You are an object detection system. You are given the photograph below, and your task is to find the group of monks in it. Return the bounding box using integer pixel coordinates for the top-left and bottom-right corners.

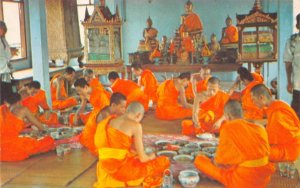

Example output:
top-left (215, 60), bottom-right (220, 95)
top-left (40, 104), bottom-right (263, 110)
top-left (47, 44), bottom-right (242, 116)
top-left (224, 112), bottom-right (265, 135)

top-left (1, 63), bottom-right (300, 187)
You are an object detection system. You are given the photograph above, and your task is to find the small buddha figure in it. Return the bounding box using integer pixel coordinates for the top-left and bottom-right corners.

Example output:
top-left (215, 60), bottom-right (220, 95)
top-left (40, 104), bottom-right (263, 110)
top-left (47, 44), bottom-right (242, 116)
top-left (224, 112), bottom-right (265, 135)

top-left (143, 17), bottom-right (159, 51)
top-left (179, 0), bottom-right (203, 37)
top-left (159, 36), bottom-right (170, 62)
top-left (181, 32), bottom-right (195, 63)
top-left (208, 33), bottom-right (221, 55)
top-left (220, 16), bottom-right (239, 44)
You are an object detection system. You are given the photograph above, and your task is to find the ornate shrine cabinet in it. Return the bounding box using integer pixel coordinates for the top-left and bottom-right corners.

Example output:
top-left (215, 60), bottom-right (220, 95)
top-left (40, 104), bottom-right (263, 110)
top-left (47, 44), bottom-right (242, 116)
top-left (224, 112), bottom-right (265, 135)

top-left (236, 0), bottom-right (277, 72)
top-left (82, 2), bottom-right (124, 76)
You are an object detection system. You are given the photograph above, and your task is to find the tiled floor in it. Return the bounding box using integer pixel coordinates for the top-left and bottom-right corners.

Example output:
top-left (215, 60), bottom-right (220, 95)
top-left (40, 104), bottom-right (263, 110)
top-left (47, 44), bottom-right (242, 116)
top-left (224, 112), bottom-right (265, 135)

top-left (1, 111), bottom-right (299, 188)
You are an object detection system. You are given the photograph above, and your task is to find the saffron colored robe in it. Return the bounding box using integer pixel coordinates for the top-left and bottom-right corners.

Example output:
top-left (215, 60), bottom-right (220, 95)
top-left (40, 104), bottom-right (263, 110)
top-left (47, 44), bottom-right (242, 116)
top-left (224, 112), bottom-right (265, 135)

top-left (140, 69), bottom-right (159, 103)
top-left (89, 78), bottom-right (111, 99)
top-left (69, 86), bottom-right (110, 126)
top-left (251, 72), bottom-right (264, 83)
top-left (182, 91), bottom-right (229, 135)
top-left (194, 119), bottom-right (275, 188)
top-left (156, 79), bottom-right (192, 120)
top-left (266, 100), bottom-right (300, 162)
top-left (111, 79), bottom-right (149, 111)
top-left (50, 74), bottom-right (77, 110)
top-left (22, 90), bottom-right (59, 126)
top-left (221, 25), bottom-right (239, 44)
top-left (179, 13), bottom-right (203, 36)
top-left (0, 105), bottom-right (55, 162)
top-left (94, 116), bottom-right (170, 187)
top-left (242, 81), bottom-right (265, 119)
top-left (185, 77), bottom-right (210, 101)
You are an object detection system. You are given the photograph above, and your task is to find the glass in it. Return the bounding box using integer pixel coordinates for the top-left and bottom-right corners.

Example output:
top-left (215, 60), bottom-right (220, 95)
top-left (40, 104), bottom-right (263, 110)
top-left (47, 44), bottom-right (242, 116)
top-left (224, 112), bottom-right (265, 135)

top-left (2, 1), bottom-right (27, 60)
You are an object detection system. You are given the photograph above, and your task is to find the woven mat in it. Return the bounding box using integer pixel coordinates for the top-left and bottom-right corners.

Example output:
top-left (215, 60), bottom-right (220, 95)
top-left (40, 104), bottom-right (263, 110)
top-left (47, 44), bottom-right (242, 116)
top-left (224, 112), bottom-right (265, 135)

top-left (143, 133), bottom-right (300, 188)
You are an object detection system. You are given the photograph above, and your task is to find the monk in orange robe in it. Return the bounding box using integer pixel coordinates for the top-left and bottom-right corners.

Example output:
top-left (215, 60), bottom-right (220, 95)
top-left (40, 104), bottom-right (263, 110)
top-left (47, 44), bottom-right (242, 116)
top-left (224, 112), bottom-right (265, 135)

top-left (50, 66), bottom-right (78, 110)
top-left (0, 93), bottom-right (55, 162)
top-left (179, 0), bottom-right (203, 36)
top-left (229, 67), bottom-right (265, 119)
top-left (182, 77), bottom-right (229, 135)
top-left (156, 72), bottom-right (193, 120)
top-left (252, 72), bottom-right (264, 83)
top-left (130, 62), bottom-right (159, 103)
top-left (71, 78), bottom-right (110, 126)
top-left (251, 84), bottom-right (300, 162)
top-left (22, 81), bottom-right (59, 126)
top-left (94, 102), bottom-right (170, 187)
top-left (194, 100), bottom-right (275, 188)
top-left (221, 16), bottom-right (238, 44)
top-left (185, 66), bottom-right (211, 101)
top-left (108, 71), bottom-right (149, 111)
top-left (79, 92), bottom-right (127, 156)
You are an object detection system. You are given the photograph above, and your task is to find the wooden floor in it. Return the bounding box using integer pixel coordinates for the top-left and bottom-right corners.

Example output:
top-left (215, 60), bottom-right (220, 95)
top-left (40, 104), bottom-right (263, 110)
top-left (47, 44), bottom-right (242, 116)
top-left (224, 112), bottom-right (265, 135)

top-left (1, 111), bottom-right (299, 188)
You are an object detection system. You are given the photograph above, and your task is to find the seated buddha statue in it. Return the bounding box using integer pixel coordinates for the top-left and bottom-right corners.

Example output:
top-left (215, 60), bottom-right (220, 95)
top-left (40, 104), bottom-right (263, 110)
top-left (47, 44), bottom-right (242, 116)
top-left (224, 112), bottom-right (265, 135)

top-left (143, 17), bottom-right (159, 51)
top-left (220, 16), bottom-right (239, 44)
top-left (179, 0), bottom-right (203, 37)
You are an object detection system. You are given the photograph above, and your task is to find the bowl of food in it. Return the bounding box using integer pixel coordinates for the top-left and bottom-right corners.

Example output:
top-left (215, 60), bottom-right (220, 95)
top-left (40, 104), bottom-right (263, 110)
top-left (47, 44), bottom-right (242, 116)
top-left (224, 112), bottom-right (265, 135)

top-left (196, 133), bottom-right (214, 140)
top-left (178, 170), bottom-right (200, 188)
top-left (156, 150), bottom-right (177, 159)
top-left (155, 140), bottom-right (174, 147)
top-left (173, 154), bottom-right (194, 162)
top-left (197, 141), bottom-right (217, 148)
top-left (191, 151), bottom-right (213, 158)
top-left (184, 143), bottom-right (200, 150)
top-left (202, 146), bottom-right (217, 154)
top-left (176, 140), bottom-right (189, 146)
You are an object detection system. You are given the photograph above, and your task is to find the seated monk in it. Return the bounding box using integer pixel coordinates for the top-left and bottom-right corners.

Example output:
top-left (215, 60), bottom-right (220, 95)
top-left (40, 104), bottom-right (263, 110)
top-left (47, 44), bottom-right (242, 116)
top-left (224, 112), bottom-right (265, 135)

top-left (22, 81), bottom-right (59, 126)
top-left (179, 0), bottom-right (203, 36)
top-left (208, 33), bottom-right (221, 56)
top-left (50, 66), bottom-right (78, 110)
top-left (251, 84), bottom-right (300, 162)
top-left (79, 92), bottom-right (127, 156)
top-left (0, 93), bottom-right (55, 162)
top-left (156, 72), bottom-right (193, 120)
top-left (228, 67), bottom-right (265, 119)
top-left (220, 16), bottom-right (239, 44)
top-left (83, 69), bottom-right (111, 99)
top-left (72, 78), bottom-right (110, 126)
top-left (130, 62), bottom-right (159, 103)
top-left (182, 77), bottom-right (229, 135)
top-left (108, 71), bottom-right (149, 111)
top-left (94, 102), bottom-right (170, 187)
top-left (194, 100), bottom-right (275, 187)
top-left (185, 66), bottom-right (212, 101)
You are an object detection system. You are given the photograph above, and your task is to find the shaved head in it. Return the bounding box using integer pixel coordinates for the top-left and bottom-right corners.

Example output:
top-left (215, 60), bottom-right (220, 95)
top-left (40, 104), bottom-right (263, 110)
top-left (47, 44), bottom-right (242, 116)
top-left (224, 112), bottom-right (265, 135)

top-left (126, 102), bottom-right (144, 115)
top-left (251, 84), bottom-right (272, 100)
top-left (224, 100), bottom-right (243, 119)
top-left (208, 77), bottom-right (220, 85)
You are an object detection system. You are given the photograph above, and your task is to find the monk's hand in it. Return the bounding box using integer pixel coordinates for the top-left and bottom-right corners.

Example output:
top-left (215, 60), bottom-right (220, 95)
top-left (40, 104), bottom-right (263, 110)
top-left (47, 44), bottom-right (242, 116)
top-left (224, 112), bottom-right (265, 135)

top-left (148, 153), bottom-right (156, 160)
top-left (287, 83), bottom-right (293, 94)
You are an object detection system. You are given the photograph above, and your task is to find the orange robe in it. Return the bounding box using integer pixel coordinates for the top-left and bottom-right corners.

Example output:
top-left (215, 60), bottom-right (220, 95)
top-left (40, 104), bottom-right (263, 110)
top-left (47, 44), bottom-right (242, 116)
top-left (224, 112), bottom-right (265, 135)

top-left (22, 90), bottom-right (59, 125)
top-left (181, 91), bottom-right (229, 135)
top-left (140, 69), bottom-right (159, 103)
top-left (94, 116), bottom-right (170, 187)
top-left (70, 86), bottom-right (110, 126)
top-left (156, 79), bottom-right (192, 120)
top-left (111, 78), bottom-right (149, 111)
top-left (0, 105), bottom-right (55, 162)
top-left (194, 119), bottom-right (275, 188)
top-left (252, 72), bottom-right (264, 83)
top-left (221, 25), bottom-right (239, 44)
top-left (182, 37), bottom-right (195, 52)
top-left (242, 81), bottom-right (265, 119)
top-left (179, 13), bottom-right (203, 36)
top-left (185, 82), bottom-right (194, 102)
top-left (266, 100), bottom-right (300, 162)
top-left (89, 78), bottom-right (111, 99)
top-left (50, 74), bottom-right (77, 110)
top-left (185, 77), bottom-right (210, 101)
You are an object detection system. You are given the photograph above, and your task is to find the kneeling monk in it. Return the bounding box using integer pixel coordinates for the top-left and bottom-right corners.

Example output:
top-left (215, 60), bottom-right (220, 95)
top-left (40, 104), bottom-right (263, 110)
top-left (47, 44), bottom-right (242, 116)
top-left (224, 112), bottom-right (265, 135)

top-left (94, 102), bottom-right (170, 187)
top-left (156, 72), bottom-right (193, 120)
top-left (182, 77), bottom-right (229, 135)
top-left (194, 100), bottom-right (275, 188)
top-left (251, 84), bottom-right (300, 162)
top-left (0, 93), bottom-right (55, 162)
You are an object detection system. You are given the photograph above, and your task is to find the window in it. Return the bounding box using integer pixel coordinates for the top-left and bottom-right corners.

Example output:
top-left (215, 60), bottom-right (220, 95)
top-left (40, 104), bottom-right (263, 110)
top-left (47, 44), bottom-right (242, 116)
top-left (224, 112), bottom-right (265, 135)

top-left (77, 0), bottom-right (95, 46)
top-left (0, 0), bottom-right (27, 60)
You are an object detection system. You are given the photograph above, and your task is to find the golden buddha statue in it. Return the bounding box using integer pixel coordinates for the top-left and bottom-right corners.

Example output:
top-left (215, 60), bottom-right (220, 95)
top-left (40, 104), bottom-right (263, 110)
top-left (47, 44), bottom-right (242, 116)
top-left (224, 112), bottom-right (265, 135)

top-left (220, 16), bottom-right (239, 44)
top-left (179, 0), bottom-right (203, 37)
top-left (143, 17), bottom-right (159, 51)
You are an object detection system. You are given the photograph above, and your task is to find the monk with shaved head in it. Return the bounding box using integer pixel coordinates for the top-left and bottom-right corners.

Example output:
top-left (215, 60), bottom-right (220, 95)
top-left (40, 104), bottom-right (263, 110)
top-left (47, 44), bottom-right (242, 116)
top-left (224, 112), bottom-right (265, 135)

top-left (94, 102), bottom-right (170, 187)
top-left (251, 84), bottom-right (300, 162)
top-left (194, 99), bottom-right (275, 188)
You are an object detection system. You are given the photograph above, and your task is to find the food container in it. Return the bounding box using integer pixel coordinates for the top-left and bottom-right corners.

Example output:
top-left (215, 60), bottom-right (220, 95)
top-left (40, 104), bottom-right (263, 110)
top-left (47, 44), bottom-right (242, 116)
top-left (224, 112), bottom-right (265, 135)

top-left (173, 154), bottom-right (194, 162)
top-left (157, 150), bottom-right (177, 159)
top-left (178, 170), bottom-right (200, 188)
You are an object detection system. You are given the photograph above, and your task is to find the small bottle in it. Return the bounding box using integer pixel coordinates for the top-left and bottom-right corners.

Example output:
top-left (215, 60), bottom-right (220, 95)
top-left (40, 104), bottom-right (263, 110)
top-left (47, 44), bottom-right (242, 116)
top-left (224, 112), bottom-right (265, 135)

top-left (162, 169), bottom-right (173, 188)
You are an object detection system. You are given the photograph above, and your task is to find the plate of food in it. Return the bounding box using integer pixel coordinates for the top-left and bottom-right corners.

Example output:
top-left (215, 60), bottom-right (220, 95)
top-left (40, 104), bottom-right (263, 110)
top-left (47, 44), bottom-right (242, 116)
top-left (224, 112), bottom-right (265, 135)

top-left (157, 150), bottom-right (177, 159)
top-left (154, 140), bottom-right (174, 147)
top-left (196, 133), bottom-right (215, 140)
top-left (173, 154), bottom-right (194, 162)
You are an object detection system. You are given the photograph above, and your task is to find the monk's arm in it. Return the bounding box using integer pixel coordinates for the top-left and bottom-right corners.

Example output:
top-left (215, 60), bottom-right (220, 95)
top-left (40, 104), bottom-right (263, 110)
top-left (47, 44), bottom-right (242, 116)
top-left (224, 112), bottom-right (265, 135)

top-left (133, 123), bottom-right (155, 162)
top-left (179, 86), bottom-right (193, 108)
top-left (285, 61), bottom-right (293, 93)
top-left (23, 108), bottom-right (46, 131)
top-left (54, 79), bottom-right (63, 100)
top-left (227, 76), bottom-right (240, 96)
top-left (191, 73), bottom-right (201, 96)
top-left (192, 94), bottom-right (200, 127)
top-left (74, 96), bottom-right (87, 125)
